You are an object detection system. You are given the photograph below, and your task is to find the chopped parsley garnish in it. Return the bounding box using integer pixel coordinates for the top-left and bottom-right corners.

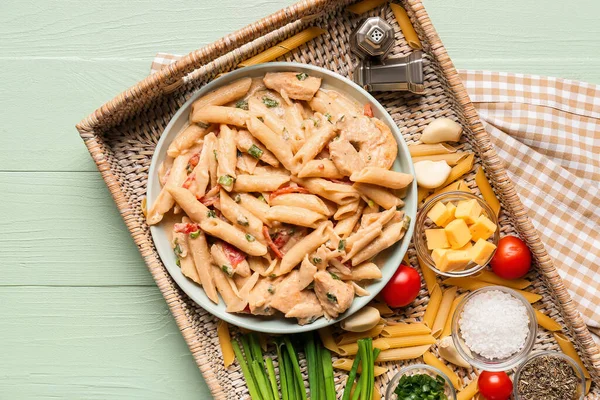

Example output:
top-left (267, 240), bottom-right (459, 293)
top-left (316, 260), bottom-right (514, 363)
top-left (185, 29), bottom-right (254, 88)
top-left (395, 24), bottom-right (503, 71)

top-left (175, 257), bottom-right (181, 267)
top-left (221, 265), bottom-right (234, 277)
top-left (235, 99), bottom-right (249, 110)
top-left (267, 285), bottom-right (275, 294)
top-left (248, 144), bottom-right (263, 160)
top-left (234, 194), bottom-right (241, 203)
top-left (394, 373), bottom-right (448, 400)
top-left (245, 234), bottom-right (255, 242)
top-left (269, 273), bottom-right (276, 278)
top-left (237, 216), bottom-right (249, 227)
top-left (257, 195), bottom-right (267, 203)
top-left (367, 155), bottom-right (372, 161)
top-left (262, 96), bottom-right (279, 108)
top-left (218, 175), bottom-right (234, 186)
top-left (312, 257), bottom-right (322, 265)
top-left (324, 112), bottom-right (333, 123)
top-left (189, 230), bottom-right (200, 239)
top-left (197, 121), bottom-right (210, 129)
top-left (282, 128), bottom-right (290, 140)
top-left (173, 243), bottom-right (183, 256)
top-left (329, 272), bottom-right (340, 280)
top-left (312, 118), bottom-right (319, 127)
top-left (326, 292), bottom-right (338, 303)
top-left (296, 72), bottom-right (309, 81)
top-left (213, 149), bottom-right (218, 160)
top-left (338, 239), bottom-right (346, 251)
top-left (207, 209), bottom-right (217, 218)
top-left (367, 199), bottom-right (375, 208)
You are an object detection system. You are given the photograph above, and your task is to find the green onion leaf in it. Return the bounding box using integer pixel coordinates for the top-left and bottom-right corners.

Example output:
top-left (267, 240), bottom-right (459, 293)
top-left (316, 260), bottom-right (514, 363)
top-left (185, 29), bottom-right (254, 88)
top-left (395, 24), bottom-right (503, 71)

top-left (296, 72), bottom-right (309, 81)
top-left (245, 234), bottom-right (256, 242)
top-left (197, 121), bottom-right (210, 129)
top-left (312, 257), bottom-right (322, 265)
top-left (258, 195), bottom-right (267, 203)
top-left (338, 239), bottom-right (346, 251)
top-left (234, 194), bottom-right (241, 203)
top-left (248, 144), bottom-right (264, 160)
top-left (326, 292), bottom-right (337, 303)
top-left (189, 230), bottom-right (200, 239)
top-left (235, 99), bottom-right (249, 110)
top-left (262, 96), bottom-right (279, 108)
top-left (329, 272), bottom-right (340, 280)
top-left (218, 175), bottom-right (234, 186)
top-left (207, 209), bottom-right (216, 218)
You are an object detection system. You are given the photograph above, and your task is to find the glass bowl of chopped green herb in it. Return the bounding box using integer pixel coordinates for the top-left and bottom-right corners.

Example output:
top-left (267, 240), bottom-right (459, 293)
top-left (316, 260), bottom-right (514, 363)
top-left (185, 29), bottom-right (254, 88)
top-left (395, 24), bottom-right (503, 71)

top-left (385, 364), bottom-right (457, 400)
top-left (513, 351), bottom-right (586, 400)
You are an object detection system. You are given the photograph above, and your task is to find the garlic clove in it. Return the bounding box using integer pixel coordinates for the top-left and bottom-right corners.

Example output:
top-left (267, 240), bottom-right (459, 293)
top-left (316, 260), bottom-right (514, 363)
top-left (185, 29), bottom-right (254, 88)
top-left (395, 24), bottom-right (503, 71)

top-left (421, 118), bottom-right (463, 144)
top-left (413, 160), bottom-right (452, 189)
top-left (340, 306), bottom-right (381, 332)
top-left (437, 336), bottom-right (471, 368)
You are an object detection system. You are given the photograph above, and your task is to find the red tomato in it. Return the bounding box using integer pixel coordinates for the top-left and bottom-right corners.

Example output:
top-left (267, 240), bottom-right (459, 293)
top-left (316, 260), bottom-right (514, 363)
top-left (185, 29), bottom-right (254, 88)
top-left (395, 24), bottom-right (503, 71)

top-left (478, 371), bottom-right (513, 400)
top-left (490, 236), bottom-right (532, 279)
top-left (221, 242), bottom-right (246, 266)
top-left (381, 264), bottom-right (421, 307)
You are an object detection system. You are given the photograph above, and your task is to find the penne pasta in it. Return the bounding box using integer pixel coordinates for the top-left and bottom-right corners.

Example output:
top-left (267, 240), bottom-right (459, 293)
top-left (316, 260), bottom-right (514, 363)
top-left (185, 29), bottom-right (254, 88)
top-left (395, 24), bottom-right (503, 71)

top-left (424, 179), bottom-right (472, 204)
top-left (534, 309), bottom-right (562, 331)
top-left (237, 27), bottom-right (326, 67)
top-left (236, 152), bottom-right (259, 174)
top-left (553, 332), bottom-right (591, 379)
top-left (292, 176), bottom-right (361, 205)
top-left (201, 218), bottom-right (267, 256)
top-left (441, 292), bottom-right (468, 339)
top-left (339, 340), bottom-right (390, 356)
top-left (347, 0), bottom-right (386, 14)
top-left (350, 167), bottom-right (414, 189)
top-left (167, 124), bottom-right (209, 158)
top-left (373, 334), bottom-right (436, 349)
top-left (236, 129), bottom-right (280, 167)
top-left (233, 174), bottom-right (290, 192)
top-left (375, 345), bottom-right (432, 362)
top-left (423, 284), bottom-right (443, 328)
top-left (380, 323), bottom-right (431, 338)
top-left (417, 186), bottom-right (431, 204)
top-left (220, 190), bottom-right (264, 241)
top-left (370, 302), bottom-right (394, 317)
top-left (423, 351), bottom-right (462, 390)
top-left (353, 182), bottom-right (403, 210)
top-left (457, 377), bottom-right (479, 400)
top-left (441, 153), bottom-right (475, 187)
top-left (337, 324), bottom-right (385, 345)
top-left (475, 167), bottom-right (501, 217)
top-left (279, 221), bottom-right (333, 274)
top-left (189, 77), bottom-right (252, 124)
top-left (179, 239), bottom-right (201, 284)
top-left (237, 193), bottom-right (271, 225)
top-left (216, 125), bottom-right (238, 191)
top-left (352, 217), bottom-right (410, 265)
top-left (417, 255), bottom-right (438, 295)
top-left (212, 265), bottom-right (241, 307)
top-left (248, 96), bottom-right (286, 134)
top-left (344, 208), bottom-right (396, 261)
top-left (205, 133), bottom-right (219, 188)
top-left (409, 143), bottom-right (457, 157)
top-left (318, 326), bottom-right (339, 354)
top-left (292, 113), bottom-right (336, 167)
top-left (192, 105), bottom-right (250, 127)
top-left (270, 193), bottom-right (333, 216)
top-left (167, 186), bottom-right (210, 223)
top-left (185, 141), bottom-right (211, 199)
top-left (217, 320), bottom-right (235, 369)
top-left (343, 262), bottom-right (382, 281)
top-left (332, 358), bottom-right (388, 377)
top-left (432, 286), bottom-right (458, 338)
top-left (474, 270), bottom-right (531, 290)
top-left (334, 200), bottom-right (360, 221)
top-left (412, 152), bottom-right (470, 166)
top-left (441, 277), bottom-right (542, 303)
top-left (266, 205), bottom-right (328, 228)
top-left (390, 3), bottom-right (422, 49)
top-left (247, 116), bottom-right (295, 171)
top-left (333, 203), bottom-right (365, 238)
top-left (188, 230), bottom-right (219, 304)
top-left (298, 158), bottom-right (344, 179)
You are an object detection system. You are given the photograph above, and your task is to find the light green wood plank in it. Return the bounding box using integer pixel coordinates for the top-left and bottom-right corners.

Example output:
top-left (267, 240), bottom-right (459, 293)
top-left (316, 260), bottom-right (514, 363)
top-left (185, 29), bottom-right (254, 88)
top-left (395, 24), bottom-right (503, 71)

top-left (0, 286), bottom-right (210, 399)
top-left (0, 171), bottom-right (154, 286)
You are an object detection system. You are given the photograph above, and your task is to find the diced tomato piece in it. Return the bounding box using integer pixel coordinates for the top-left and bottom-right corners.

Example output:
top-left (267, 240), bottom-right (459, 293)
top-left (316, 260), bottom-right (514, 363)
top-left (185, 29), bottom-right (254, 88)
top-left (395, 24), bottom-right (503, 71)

top-left (272, 229), bottom-right (293, 248)
top-left (173, 222), bottom-right (201, 234)
top-left (222, 242), bottom-right (246, 266)
top-left (182, 174), bottom-right (195, 189)
top-left (199, 196), bottom-right (219, 206)
top-left (363, 103), bottom-right (374, 117)
top-left (263, 226), bottom-right (284, 259)
top-left (188, 153), bottom-right (200, 168)
top-left (242, 305), bottom-right (251, 313)
top-left (269, 185), bottom-right (311, 201)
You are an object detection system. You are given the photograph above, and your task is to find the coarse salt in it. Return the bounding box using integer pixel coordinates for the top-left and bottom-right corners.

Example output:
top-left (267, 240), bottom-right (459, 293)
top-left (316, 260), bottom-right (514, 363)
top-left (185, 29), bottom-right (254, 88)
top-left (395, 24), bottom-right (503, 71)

top-left (459, 290), bottom-right (530, 359)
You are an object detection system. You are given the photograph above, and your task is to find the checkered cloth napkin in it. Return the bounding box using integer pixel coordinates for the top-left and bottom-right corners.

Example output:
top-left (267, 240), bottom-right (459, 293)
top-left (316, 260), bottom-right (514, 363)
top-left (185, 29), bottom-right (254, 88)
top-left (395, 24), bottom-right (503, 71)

top-left (151, 54), bottom-right (600, 338)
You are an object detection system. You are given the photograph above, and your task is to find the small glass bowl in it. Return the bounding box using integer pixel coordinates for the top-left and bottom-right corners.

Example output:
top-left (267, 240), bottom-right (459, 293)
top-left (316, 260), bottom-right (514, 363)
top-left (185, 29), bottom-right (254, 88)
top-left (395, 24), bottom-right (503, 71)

top-left (385, 364), bottom-right (457, 400)
top-left (451, 286), bottom-right (537, 371)
top-left (413, 191), bottom-right (499, 278)
top-left (513, 351), bottom-right (586, 400)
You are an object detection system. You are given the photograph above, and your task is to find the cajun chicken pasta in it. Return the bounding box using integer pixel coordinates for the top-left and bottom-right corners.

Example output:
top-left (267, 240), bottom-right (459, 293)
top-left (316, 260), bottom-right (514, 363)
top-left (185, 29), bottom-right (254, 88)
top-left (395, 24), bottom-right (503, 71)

top-left (147, 72), bottom-right (413, 325)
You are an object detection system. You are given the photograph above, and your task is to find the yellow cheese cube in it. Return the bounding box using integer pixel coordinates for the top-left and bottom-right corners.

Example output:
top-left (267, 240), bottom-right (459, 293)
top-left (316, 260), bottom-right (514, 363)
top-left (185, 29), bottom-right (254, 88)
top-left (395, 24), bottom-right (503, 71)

top-left (457, 241), bottom-right (473, 251)
top-left (425, 229), bottom-right (450, 250)
top-left (436, 250), bottom-right (472, 272)
top-left (469, 239), bottom-right (497, 265)
top-left (427, 202), bottom-right (452, 227)
top-left (455, 199), bottom-right (483, 224)
top-left (469, 215), bottom-right (497, 241)
top-left (431, 248), bottom-right (449, 264)
top-left (444, 219), bottom-right (472, 249)
top-left (446, 202), bottom-right (457, 220)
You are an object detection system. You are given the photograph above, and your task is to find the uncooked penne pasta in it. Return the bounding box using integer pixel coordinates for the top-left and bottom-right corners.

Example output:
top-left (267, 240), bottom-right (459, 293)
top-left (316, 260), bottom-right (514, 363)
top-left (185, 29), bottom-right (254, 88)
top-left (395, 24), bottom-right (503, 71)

top-left (347, 0), bottom-right (386, 14)
top-left (442, 153), bottom-right (475, 187)
top-left (408, 143), bottom-right (457, 157)
top-left (475, 167), bottom-right (501, 217)
top-left (441, 277), bottom-right (542, 303)
top-left (217, 125), bottom-right (238, 191)
top-left (318, 326), bottom-right (339, 354)
top-left (220, 190), bottom-right (263, 241)
top-left (293, 176), bottom-right (361, 205)
top-left (189, 77), bottom-right (252, 123)
top-left (457, 377), bottom-right (479, 400)
top-left (381, 323), bottom-right (431, 338)
top-left (441, 292), bottom-right (467, 339)
top-left (337, 324), bottom-right (385, 345)
top-left (424, 351), bottom-right (462, 389)
top-left (217, 320), bottom-right (235, 369)
top-left (373, 334), bottom-right (436, 350)
top-left (370, 302), bottom-right (394, 316)
top-left (192, 105), bottom-right (250, 127)
top-left (424, 179), bottom-right (472, 204)
top-left (297, 158), bottom-right (344, 179)
top-left (554, 332), bottom-right (592, 379)
top-left (247, 116), bottom-right (295, 171)
top-left (474, 270), bottom-right (531, 290)
top-left (332, 358), bottom-right (388, 377)
top-left (167, 124), bottom-right (210, 158)
top-left (353, 182), bottom-right (403, 210)
top-left (534, 309), bottom-right (562, 332)
top-left (270, 193), bottom-right (333, 216)
top-left (432, 286), bottom-right (457, 338)
top-left (375, 345), bottom-right (432, 362)
top-left (412, 152), bottom-right (470, 166)
top-left (339, 340), bottom-right (390, 356)
top-left (236, 129), bottom-right (279, 167)
top-left (266, 205), bottom-right (327, 229)
top-left (350, 167), bottom-right (414, 189)
top-left (390, 3), bottom-right (422, 49)
top-left (201, 218), bottom-right (267, 257)
top-left (233, 174), bottom-right (290, 192)
top-left (280, 221), bottom-right (332, 274)
top-left (423, 284), bottom-right (443, 328)
top-left (417, 255), bottom-right (438, 295)
top-left (188, 230), bottom-right (219, 304)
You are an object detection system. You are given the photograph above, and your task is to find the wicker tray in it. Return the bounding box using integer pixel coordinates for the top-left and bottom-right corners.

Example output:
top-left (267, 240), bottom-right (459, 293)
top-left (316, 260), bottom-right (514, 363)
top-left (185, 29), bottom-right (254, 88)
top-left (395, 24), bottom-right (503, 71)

top-left (76, 0), bottom-right (600, 398)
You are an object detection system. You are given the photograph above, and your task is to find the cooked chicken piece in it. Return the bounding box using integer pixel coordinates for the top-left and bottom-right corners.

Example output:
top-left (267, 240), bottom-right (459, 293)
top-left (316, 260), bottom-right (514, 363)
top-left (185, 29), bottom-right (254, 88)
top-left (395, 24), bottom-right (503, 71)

top-left (328, 138), bottom-right (365, 176)
top-left (263, 72), bottom-right (322, 103)
top-left (298, 256), bottom-right (317, 288)
top-left (313, 271), bottom-right (355, 319)
top-left (269, 264), bottom-right (315, 315)
top-left (285, 291), bottom-right (324, 325)
top-left (247, 277), bottom-right (278, 315)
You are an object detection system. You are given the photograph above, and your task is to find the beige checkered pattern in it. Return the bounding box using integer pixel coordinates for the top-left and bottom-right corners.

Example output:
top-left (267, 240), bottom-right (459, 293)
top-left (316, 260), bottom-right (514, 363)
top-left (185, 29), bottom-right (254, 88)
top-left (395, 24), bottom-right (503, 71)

top-left (151, 55), bottom-right (600, 335)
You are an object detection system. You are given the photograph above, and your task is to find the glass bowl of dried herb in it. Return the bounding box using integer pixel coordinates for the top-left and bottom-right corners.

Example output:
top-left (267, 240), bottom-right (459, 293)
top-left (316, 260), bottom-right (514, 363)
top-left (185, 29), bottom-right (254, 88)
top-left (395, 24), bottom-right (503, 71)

top-left (513, 351), bottom-right (586, 400)
top-left (385, 364), bottom-right (457, 400)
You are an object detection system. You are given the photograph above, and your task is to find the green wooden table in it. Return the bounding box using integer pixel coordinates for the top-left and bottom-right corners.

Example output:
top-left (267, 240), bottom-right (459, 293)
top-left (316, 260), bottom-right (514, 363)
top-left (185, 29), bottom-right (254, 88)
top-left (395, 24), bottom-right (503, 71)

top-left (1, 0), bottom-right (598, 397)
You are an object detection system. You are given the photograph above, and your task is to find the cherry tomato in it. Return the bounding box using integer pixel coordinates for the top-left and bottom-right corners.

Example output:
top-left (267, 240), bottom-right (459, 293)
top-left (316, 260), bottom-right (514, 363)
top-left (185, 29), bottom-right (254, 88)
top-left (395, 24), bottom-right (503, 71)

top-left (478, 371), bottom-right (513, 400)
top-left (490, 236), bottom-right (532, 279)
top-left (381, 264), bottom-right (421, 307)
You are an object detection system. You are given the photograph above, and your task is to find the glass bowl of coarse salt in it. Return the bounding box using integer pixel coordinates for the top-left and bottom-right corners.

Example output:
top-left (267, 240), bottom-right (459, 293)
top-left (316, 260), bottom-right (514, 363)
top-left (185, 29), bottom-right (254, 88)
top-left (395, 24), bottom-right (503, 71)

top-left (451, 286), bottom-right (537, 371)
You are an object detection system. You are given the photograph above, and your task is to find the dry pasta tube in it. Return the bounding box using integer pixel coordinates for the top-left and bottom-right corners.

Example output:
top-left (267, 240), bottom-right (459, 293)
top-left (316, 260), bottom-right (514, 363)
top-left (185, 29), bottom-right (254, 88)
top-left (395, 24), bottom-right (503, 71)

top-left (442, 277), bottom-right (542, 303)
top-left (217, 320), bottom-right (235, 368)
top-left (475, 167), bottom-right (501, 217)
top-left (370, 302), bottom-right (394, 316)
top-left (417, 255), bottom-right (438, 295)
top-left (418, 187), bottom-right (431, 204)
top-left (432, 286), bottom-right (458, 338)
top-left (337, 324), bottom-right (384, 345)
top-left (441, 153), bottom-right (475, 187)
top-left (373, 334), bottom-right (436, 350)
top-left (534, 309), bottom-right (562, 331)
top-left (375, 344), bottom-right (432, 362)
top-left (441, 292), bottom-right (468, 338)
top-left (347, 0), bottom-right (386, 14)
top-left (424, 179), bottom-right (472, 204)
top-left (390, 3), bottom-right (422, 49)
top-left (473, 270), bottom-right (531, 290)
top-left (381, 323), bottom-right (431, 338)
top-left (553, 332), bottom-right (591, 379)
top-left (238, 27), bottom-right (326, 67)
top-left (318, 326), bottom-right (339, 354)
top-left (339, 340), bottom-right (390, 356)
top-left (457, 377), bottom-right (479, 400)
top-left (423, 351), bottom-right (462, 390)
top-left (409, 143), bottom-right (457, 157)
top-left (332, 358), bottom-right (388, 377)
top-left (373, 385), bottom-right (381, 400)
top-left (422, 284), bottom-right (443, 328)
top-left (412, 152), bottom-right (470, 167)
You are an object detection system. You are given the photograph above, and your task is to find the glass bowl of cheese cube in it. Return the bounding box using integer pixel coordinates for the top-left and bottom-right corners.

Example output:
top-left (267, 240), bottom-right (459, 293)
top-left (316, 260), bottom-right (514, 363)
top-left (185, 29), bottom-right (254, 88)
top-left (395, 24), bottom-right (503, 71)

top-left (413, 191), bottom-right (499, 277)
